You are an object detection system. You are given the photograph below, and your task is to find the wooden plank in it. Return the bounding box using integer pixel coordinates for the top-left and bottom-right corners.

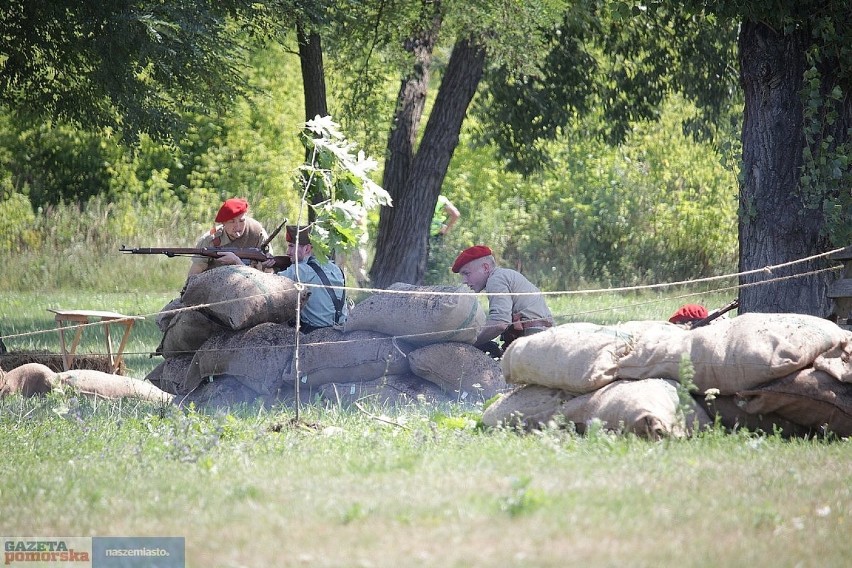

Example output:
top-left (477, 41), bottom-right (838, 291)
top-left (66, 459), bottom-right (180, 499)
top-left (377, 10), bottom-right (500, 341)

top-left (827, 279), bottom-right (852, 298)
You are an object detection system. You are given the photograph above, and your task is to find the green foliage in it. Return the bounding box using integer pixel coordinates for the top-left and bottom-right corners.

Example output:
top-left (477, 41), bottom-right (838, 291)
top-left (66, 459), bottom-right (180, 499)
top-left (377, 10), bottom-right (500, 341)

top-left (296, 116), bottom-right (391, 262)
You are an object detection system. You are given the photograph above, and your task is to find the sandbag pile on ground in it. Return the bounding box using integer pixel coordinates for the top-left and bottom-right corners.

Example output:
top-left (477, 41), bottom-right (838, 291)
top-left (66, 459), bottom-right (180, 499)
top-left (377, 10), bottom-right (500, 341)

top-left (487, 314), bottom-right (852, 438)
top-left (1, 362), bottom-right (173, 403)
top-left (148, 280), bottom-right (506, 409)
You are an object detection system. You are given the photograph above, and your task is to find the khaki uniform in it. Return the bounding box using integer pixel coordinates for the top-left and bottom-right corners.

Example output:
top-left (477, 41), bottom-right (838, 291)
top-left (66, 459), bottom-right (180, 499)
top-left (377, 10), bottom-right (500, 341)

top-left (190, 217), bottom-right (271, 273)
top-left (485, 267), bottom-right (553, 330)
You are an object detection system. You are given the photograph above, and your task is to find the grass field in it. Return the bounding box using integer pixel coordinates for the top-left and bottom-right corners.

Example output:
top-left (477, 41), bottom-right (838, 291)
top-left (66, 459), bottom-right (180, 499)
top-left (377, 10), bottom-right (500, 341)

top-left (2, 288), bottom-right (849, 567)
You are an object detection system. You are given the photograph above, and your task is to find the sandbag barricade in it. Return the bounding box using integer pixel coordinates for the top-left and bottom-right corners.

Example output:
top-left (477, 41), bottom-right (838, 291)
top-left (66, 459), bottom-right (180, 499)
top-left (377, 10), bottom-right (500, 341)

top-left (344, 283), bottom-right (485, 346)
top-left (145, 354), bottom-right (198, 396)
top-left (312, 373), bottom-right (451, 407)
top-left (482, 384), bottom-right (577, 431)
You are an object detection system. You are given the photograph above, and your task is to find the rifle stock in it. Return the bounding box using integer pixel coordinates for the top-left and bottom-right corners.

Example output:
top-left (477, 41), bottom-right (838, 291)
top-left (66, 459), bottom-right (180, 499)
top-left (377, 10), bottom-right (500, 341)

top-left (119, 245), bottom-right (291, 270)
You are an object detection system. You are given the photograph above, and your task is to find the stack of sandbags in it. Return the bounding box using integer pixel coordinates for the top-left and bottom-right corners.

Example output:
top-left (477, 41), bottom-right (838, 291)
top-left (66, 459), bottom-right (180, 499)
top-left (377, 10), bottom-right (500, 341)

top-left (147, 265), bottom-right (308, 397)
top-left (1, 362), bottom-right (173, 403)
top-left (487, 313), bottom-right (852, 438)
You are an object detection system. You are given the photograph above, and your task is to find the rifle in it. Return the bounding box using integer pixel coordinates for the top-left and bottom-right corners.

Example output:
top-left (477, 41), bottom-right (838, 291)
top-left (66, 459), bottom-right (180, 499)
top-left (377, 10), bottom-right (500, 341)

top-left (119, 245), bottom-right (292, 270)
top-left (689, 298), bottom-right (740, 329)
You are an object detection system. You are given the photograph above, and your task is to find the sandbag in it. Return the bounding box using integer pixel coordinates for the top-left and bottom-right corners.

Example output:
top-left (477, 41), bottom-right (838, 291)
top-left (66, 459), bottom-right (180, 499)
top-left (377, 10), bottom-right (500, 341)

top-left (737, 368), bottom-right (852, 437)
top-left (156, 297), bottom-right (184, 333)
top-left (695, 394), bottom-right (813, 437)
top-left (481, 384), bottom-right (576, 431)
top-left (157, 308), bottom-right (226, 358)
top-left (560, 378), bottom-right (711, 439)
top-left (294, 329), bottom-right (410, 387)
top-left (407, 342), bottom-right (507, 402)
top-left (0, 363), bottom-right (56, 397)
top-left (181, 265), bottom-right (307, 330)
top-left (313, 373), bottom-right (451, 407)
top-left (55, 370), bottom-right (173, 403)
top-left (177, 374), bottom-right (276, 409)
top-left (501, 323), bottom-right (632, 393)
top-left (187, 323), bottom-right (296, 395)
top-left (343, 283), bottom-right (485, 346)
top-left (145, 354), bottom-right (198, 396)
top-left (615, 321), bottom-right (691, 380)
top-left (689, 313), bottom-right (851, 395)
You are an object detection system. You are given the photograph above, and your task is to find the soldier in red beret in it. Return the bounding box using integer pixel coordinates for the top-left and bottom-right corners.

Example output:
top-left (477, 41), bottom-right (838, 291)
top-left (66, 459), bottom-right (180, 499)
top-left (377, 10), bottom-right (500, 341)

top-left (452, 245), bottom-right (553, 356)
top-left (187, 197), bottom-right (276, 277)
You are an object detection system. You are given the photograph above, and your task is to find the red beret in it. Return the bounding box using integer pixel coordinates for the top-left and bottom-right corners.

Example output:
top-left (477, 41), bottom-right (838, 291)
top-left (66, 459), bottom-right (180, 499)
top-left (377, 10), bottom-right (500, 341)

top-left (669, 304), bottom-right (709, 324)
top-left (215, 198), bottom-right (249, 223)
top-left (452, 245), bottom-right (492, 273)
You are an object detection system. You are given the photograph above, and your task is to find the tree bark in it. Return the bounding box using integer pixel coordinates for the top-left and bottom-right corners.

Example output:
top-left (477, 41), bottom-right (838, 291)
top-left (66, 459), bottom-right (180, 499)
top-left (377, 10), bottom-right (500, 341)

top-left (738, 21), bottom-right (834, 316)
top-left (297, 25), bottom-right (328, 222)
top-left (371, 37), bottom-right (486, 287)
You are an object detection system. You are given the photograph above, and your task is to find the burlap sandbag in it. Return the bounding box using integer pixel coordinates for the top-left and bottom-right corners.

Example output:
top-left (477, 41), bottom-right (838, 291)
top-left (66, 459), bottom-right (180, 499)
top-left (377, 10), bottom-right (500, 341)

top-left (695, 394), bottom-right (813, 437)
top-left (293, 329), bottom-right (410, 387)
top-left (181, 265), bottom-right (307, 330)
top-left (615, 321), bottom-right (691, 380)
top-left (313, 373), bottom-right (451, 407)
top-left (0, 363), bottom-right (56, 397)
top-left (156, 297), bottom-right (184, 333)
top-left (177, 374), bottom-right (272, 409)
top-left (560, 378), bottom-right (711, 439)
top-left (501, 323), bottom-right (633, 393)
top-left (689, 313), bottom-right (852, 395)
top-left (481, 384), bottom-right (576, 430)
top-left (145, 354), bottom-right (198, 396)
top-left (343, 283), bottom-right (485, 346)
top-left (55, 370), bottom-right (173, 403)
top-left (157, 308), bottom-right (226, 358)
top-left (187, 323), bottom-right (296, 395)
top-left (737, 368), bottom-right (852, 437)
top-left (407, 342), bottom-right (507, 402)
top-left (812, 336), bottom-right (852, 383)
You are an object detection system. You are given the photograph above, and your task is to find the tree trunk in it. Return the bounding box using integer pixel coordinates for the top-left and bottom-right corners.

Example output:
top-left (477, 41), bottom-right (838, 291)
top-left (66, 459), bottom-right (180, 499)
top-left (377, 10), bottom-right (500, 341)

top-left (297, 25), bottom-right (328, 222)
top-left (371, 37), bottom-right (486, 287)
top-left (738, 21), bottom-right (833, 316)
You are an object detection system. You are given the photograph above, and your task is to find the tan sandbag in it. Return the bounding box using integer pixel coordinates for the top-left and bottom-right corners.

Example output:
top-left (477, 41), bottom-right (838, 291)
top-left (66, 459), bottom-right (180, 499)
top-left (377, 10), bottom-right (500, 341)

top-left (501, 323), bottom-right (632, 393)
top-left (812, 336), bottom-right (852, 383)
top-left (145, 354), bottom-right (198, 396)
top-left (181, 265), bottom-right (307, 330)
top-left (689, 313), bottom-right (851, 395)
top-left (615, 321), bottom-right (691, 380)
top-left (0, 363), bottom-right (56, 397)
top-left (157, 308), bottom-right (226, 358)
top-left (313, 373), bottom-right (451, 407)
top-left (343, 283), bottom-right (485, 346)
top-left (156, 297), bottom-right (184, 333)
top-left (560, 379), bottom-right (711, 439)
top-left (696, 394), bottom-right (814, 437)
top-left (407, 342), bottom-right (507, 402)
top-left (294, 329), bottom-right (410, 387)
top-left (55, 370), bottom-right (173, 403)
top-left (737, 368), bottom-right (852, 437)
top-left (481, 384), bottom-right (576, 430)
top-left (188, 323), bottom-right (296, 395)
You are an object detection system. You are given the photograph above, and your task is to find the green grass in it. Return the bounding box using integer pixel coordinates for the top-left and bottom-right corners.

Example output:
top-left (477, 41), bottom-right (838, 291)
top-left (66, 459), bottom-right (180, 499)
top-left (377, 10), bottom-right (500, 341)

top-left (0, 397), bottom-right (849, 567)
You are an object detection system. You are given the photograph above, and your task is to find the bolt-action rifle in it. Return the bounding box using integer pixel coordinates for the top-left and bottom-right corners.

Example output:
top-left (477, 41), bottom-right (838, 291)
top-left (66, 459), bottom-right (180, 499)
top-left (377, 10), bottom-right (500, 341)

top-left (689, 298), bottom-right (740, 329)
top-left (120, 220), bottom-right (292, 270)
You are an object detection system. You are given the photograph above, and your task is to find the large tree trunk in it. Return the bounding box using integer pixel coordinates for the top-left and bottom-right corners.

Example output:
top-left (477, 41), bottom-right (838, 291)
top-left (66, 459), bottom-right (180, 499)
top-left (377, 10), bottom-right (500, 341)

top-left (371, 37), bottom-right (486, 287)
top-left (738, 21), bottom-right (834, 316)
top-left (297, 25), bottom-right (328, 222)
